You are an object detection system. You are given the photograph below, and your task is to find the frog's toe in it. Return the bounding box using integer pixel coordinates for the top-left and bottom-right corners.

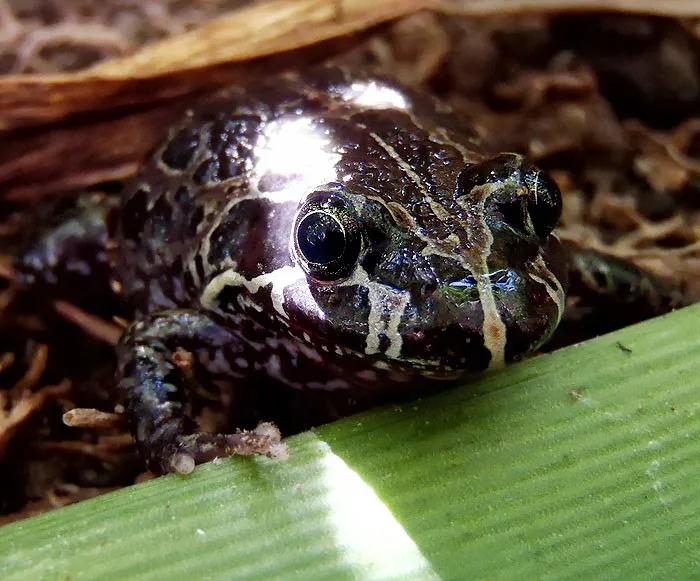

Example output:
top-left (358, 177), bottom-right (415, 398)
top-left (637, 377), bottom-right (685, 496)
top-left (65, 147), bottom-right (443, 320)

top-left (166, 422), bottom-right (288, 475)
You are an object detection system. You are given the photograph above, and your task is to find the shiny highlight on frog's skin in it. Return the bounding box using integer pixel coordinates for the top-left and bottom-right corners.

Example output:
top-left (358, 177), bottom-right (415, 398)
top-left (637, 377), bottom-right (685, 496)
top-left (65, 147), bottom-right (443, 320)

top-left (341, 80), bottom-right (409, 110)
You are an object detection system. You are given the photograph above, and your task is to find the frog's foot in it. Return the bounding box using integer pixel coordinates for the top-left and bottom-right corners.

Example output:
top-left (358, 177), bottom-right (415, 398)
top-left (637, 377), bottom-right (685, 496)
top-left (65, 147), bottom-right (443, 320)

top-left (118, 310), bottom-right (289, 474)
top-left (165, 423), bottom-right (289, 475)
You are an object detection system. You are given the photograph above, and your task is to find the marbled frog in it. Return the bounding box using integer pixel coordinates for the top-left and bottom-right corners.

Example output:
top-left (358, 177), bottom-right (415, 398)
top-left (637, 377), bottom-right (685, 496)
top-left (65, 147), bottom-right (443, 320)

top-left (13, 67), bottom-right (684, 474)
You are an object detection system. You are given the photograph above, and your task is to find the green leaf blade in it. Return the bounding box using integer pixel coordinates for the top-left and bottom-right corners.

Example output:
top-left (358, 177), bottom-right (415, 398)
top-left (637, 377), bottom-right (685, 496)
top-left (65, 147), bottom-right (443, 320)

top-left (2, 305), bottom-right (700, 580)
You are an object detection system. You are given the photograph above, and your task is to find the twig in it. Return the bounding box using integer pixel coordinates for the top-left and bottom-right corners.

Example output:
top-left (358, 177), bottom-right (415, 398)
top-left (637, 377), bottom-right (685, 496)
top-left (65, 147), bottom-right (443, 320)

top-left (53, 300), bottom-right (122, 346)
top-left (10, 343), bottom-right (48, 399)
top-left (0, 379), bottom-right (72, 460)
top-left (63, 407), bottom-right (124, 429)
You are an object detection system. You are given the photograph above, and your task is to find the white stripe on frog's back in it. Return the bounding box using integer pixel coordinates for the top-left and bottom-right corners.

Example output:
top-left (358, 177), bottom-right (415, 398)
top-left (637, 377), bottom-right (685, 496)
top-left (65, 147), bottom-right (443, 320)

top-left (368, 132), bottom-right (455, 237)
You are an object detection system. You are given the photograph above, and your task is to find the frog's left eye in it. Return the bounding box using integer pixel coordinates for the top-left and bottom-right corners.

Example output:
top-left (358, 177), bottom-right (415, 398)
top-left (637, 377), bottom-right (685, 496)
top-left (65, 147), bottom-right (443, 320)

top-left (294, 192), bottom-right (361, 282)
top-left (492, 164), bottom-right (562, 242)
top-left (458, 154), bottom-right (562, 242)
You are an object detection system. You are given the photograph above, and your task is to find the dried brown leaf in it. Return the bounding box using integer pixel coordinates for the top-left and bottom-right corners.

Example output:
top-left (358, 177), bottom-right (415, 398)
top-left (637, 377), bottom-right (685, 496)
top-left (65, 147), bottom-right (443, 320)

top-left (0, 0), bottom-right (431, 201)
top-left (0, 0), bottom-right (432, 130)
top-left (439, 0), bottom-right (700, 17)
top-left (1, 102), bottom-right (189, 201)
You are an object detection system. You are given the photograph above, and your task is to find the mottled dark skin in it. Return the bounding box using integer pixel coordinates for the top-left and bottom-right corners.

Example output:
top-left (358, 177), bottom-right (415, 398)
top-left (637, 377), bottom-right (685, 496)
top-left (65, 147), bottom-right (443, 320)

top-left (13, 67), bottom-right (687, 475)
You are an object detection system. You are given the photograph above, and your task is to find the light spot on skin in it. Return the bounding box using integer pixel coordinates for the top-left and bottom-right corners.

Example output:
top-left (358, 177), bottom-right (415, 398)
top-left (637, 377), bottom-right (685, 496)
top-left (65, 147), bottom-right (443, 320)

top-left (262, 352), bottom-right (302, 389)
top-left (307, 379), bottom-right (351, 390)
top-left (342, 81), bottom-right (409, 110)
top-left (266, 336), bottom-right (324, 364)
top-left (388, 371), bottom-right (413, 383)
top-left (252, 116), bottom-right (342, 204)
top-left (265, 354), bottom-right (282, 376)
top-left (204, 348), bottom-right (245, 377)
top-left (236, 294), bottom-right (265, 313)
top-left (201, 264), bottom-right (320, 320)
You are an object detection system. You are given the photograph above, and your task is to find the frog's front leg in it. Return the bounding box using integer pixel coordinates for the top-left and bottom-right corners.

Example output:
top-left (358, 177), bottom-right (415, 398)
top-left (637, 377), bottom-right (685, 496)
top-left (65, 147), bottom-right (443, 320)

top-left (561, 240), bottom-right (690, 330)
top-left (118, 309), bottom-right (286, 475)
top-left (13, 192), bottom-right (120, 309)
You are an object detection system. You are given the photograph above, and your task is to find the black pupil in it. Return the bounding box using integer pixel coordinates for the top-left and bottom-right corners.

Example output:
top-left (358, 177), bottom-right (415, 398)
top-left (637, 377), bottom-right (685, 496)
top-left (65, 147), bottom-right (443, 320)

top-left (297, 211), bottom-right (346, 264)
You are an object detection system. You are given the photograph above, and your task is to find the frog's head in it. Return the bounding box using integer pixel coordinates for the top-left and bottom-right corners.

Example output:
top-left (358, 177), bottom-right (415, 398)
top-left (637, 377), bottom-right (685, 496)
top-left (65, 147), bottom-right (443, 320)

top-left (200, 126), bottom-right (566, 381)
top-left (282, 152), bottom-right (567, 377)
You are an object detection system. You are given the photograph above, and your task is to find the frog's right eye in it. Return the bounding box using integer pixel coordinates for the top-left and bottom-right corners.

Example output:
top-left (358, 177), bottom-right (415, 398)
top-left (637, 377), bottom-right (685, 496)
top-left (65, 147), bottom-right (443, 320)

top-left (294, 192), bottom-right (361, 282)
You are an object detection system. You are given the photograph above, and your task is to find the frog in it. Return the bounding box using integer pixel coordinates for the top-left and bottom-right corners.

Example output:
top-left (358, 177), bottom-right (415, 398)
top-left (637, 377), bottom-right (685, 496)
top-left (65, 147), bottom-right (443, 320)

top-left (11, 66), bottom-right (686, 475)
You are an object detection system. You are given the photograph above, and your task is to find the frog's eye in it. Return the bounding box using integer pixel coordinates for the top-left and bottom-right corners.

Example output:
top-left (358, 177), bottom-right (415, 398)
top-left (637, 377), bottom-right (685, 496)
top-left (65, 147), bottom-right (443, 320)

top-left (521, 167), bottom-right (562, 239)
top-left (294, 192), bottom-right (361, 281)
top-left (497, 166), bottom-right (562, 241)
top-left (459, 155), bottom-right (562, 242)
